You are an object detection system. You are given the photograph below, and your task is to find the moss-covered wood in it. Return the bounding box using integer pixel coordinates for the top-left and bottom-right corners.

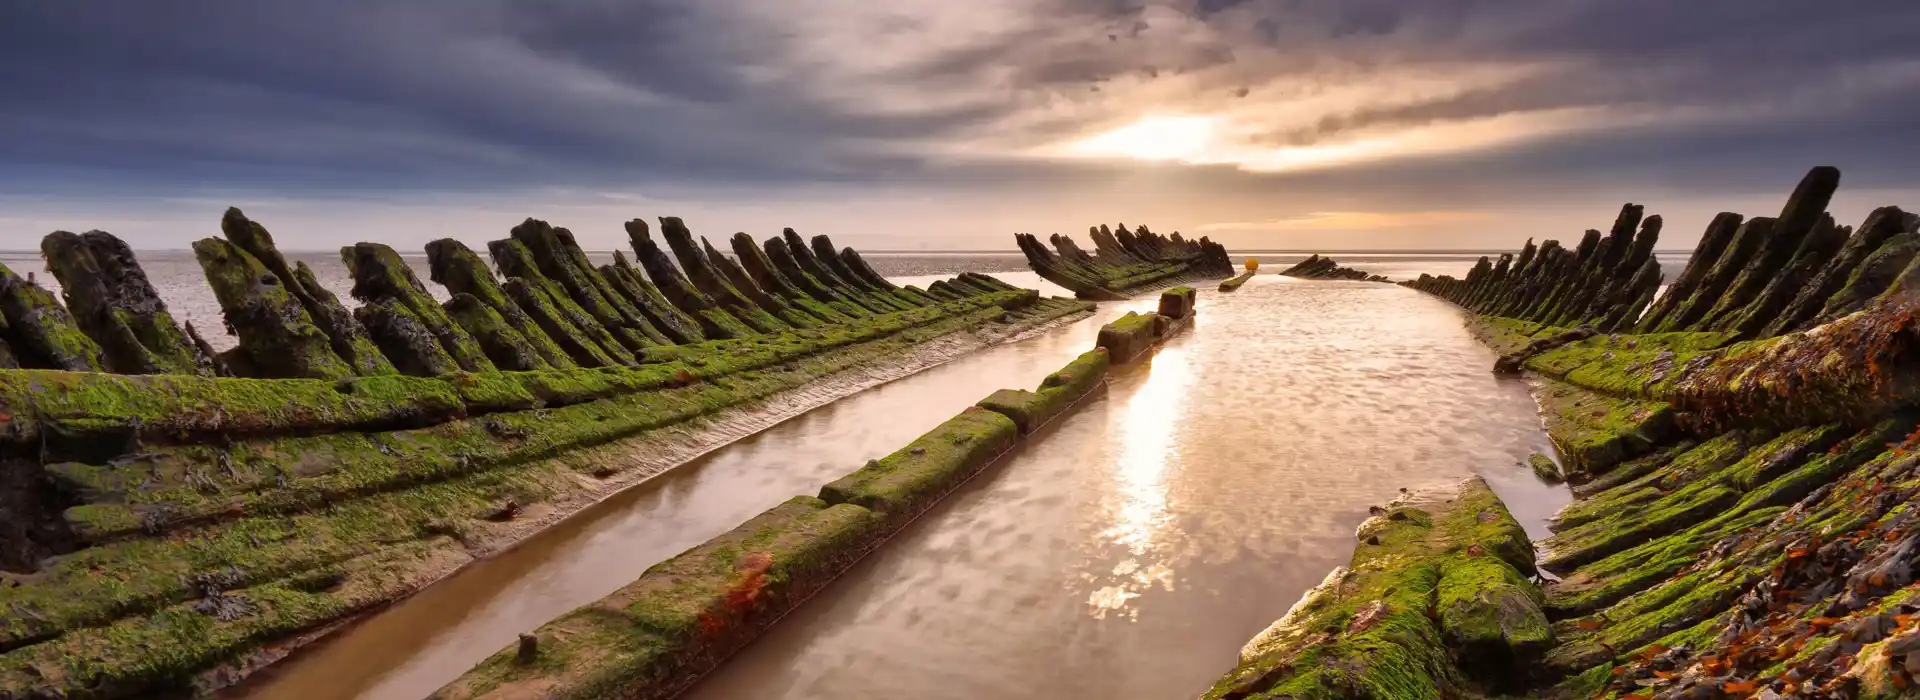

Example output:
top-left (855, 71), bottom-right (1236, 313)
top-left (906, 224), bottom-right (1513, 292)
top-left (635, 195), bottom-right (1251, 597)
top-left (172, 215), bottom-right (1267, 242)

top-left (344, 242), bottom-right (497, 374)
top-left (512, 219), bottom-right (669, 351)
top-left (1204, 477), bottom-right (1546, 699)
top-left (0, 261), bottom-right (109, 373)
top-left (224, 209), bottom-right (395, 376)
top-left (194, 238), bottom-right (353, 381)
top-left (433, 497), bottom-right (879, 700)
top-left (0, 276), bottom-right (1094, 699)
top-left (975, 349), bottom-right (1109, 433)
top-left (427, 238), bottom-right (579, 370)
top-left (42, 230), bottom-right (209, 376)
top-left (491, 238), bottom-right (636, 366)
top-left (445, 293), bottom-right (553, 372)
top-left (600, 253), bottom-right (706, 344)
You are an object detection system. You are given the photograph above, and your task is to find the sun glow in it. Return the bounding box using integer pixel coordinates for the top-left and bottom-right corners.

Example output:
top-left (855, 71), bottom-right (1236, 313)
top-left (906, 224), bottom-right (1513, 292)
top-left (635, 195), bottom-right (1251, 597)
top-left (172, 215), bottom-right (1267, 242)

top-left (1069, 115), bottom-right (1220, 161)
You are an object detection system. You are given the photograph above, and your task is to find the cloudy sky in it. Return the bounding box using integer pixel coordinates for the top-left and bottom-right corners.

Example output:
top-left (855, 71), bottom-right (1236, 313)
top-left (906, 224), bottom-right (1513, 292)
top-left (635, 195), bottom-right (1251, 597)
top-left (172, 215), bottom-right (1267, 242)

top-left (2, 1), bottom-right (1916, 252)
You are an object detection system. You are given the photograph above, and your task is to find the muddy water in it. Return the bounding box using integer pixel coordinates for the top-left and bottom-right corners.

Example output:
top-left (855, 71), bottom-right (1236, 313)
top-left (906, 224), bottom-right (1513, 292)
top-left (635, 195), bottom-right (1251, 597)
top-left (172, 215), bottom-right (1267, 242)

top-left (236, 273), bottom-right (1566, 700)
top-left (684, 275), bottom-right (1567, 700)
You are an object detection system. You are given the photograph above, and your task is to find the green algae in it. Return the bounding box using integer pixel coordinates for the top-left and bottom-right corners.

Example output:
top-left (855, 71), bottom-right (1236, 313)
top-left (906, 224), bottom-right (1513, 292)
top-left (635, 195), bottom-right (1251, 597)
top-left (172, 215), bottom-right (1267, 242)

top-left (1531, 377), bottom-right (1676, 479)
top-left (434, 497), bottom-right (879, 700)
top-left (818, 410), bottom-right (1018, 527)
top-left (1202, 478), bottom-right (1543, 699)
top-left (0, 537), bottom-right (468, 698)
top-left (194, 238), bottom-right (354, 380)
top-left (1542, 424), bottom-right (1841, 572)
top-left (0, 301), bottom-right (1100, 699)
top-left (1095, 311), bottom-right (1165, 364)
top-left (49, 298), bottom-right (1044, 540)
top-left (975, 349), bottom-right (1110, 433)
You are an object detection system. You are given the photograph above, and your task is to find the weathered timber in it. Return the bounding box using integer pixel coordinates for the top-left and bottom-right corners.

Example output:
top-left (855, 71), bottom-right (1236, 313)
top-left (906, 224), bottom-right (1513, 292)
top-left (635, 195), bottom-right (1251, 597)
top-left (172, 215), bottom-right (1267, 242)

top-left (444, 293), bottom-right (552, 371)
top-left (491, 238), bottom-right (637, 364)
top-left (600, 251), bottom-right (708, 343)
top-left (355, 298), bottom-right (461, 377)
top-left (1699, 166), bottom-right (1841, 331)
top-left (1767, 205), bottom-right (1910, 335)
top-left (700, 237), bottom-right (816, 327)
top-left (0, 262), bottom-right (108, 372)
top-left (223, 208), bottom-right (395, 376)
top-left (425, 238), bottom-right (579, 369)
top-left (344, 242), bottom-right (497, 374)
top-left (183, 321), bottom-right (230, 376)
top-left (786, 229), bottom-right (889, 314)
top-left (1814, 230), bottom-right (1918, 325)
top-left (513, 219), bottom-right (667, 350)
top-left (41, 230), bottom-right (207, 375)
top-left (657, 218), bottom-right (762, 316)
top-left (194, 238), bottom-right (353, 380)
top-left (1635, 212), bottom-right (1744, 332)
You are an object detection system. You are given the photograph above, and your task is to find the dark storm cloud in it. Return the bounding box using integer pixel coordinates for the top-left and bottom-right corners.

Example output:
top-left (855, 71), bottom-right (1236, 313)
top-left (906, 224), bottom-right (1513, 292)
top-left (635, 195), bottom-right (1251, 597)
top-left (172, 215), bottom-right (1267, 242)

top-left (1, 0), bottom-right (1917, 199)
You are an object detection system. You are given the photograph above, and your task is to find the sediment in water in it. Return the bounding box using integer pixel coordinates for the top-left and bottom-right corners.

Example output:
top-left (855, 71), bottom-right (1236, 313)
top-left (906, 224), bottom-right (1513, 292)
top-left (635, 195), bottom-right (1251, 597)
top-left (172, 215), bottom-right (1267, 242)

top-left (0, 208), bottom-right (1131, 699)
top-left (1218, 165), bottom-right (1920, 698)
top-left (434, 289), bottom-right (1198, 700)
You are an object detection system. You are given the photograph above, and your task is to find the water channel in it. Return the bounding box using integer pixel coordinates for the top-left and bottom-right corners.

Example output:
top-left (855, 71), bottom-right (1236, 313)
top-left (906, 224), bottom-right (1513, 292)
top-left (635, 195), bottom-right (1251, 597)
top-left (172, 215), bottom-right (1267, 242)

top-left (235, 272), bottom-right (1567, 700)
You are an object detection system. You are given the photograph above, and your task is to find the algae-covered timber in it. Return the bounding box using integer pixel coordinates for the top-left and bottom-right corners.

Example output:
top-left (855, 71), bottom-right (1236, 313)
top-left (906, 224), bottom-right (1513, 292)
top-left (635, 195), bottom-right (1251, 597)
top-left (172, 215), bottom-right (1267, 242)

top-left (1218, 269), bottom-right (1256, 291)
top-left (195, 237), bottom-right (356, 381)
top-left (345, 242), bottom-right (498, 374)
top-left (1016, 226), bottom-right (1233, 299)
top-left (1391, 165), bottom-right (1920, 698)
top-left (1278, 254), bottom-right (1392, 282)
top-left (225, 209), bottom-right (396, 377)
top-left (1205, 477), bottom-right (1547, 699)
top-left (0, 203), bottom-right (1103, 699)
top-left (41, 230), bottom-right (209, 376)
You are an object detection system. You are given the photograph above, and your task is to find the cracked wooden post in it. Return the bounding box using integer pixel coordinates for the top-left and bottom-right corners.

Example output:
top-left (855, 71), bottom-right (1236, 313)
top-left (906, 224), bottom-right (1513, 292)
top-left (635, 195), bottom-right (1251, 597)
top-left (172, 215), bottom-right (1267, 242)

top-left (444, 293), bottom-right (551, 371)
top-left (343, 242), bottom-right (497, 374)
top-left (0, 261), bottom-right (107, 372)
top-left (765, 235), bottom-right (869, 318)
top-left (354, 298), bottom-right (459, 377)
top-left (1636, 212), bottom-right (1743, 332)
top-left (490, 238), bottom-right (634, 365)
top-left (599, 251), bottom-right (707, 344)
top-left (512, 219), bottom-right (667, 350)
top-left (425, 238), bottom-right (578, 369)
top-left (193, 238), bottom-right (352, 380)
top-left (222, 208), bottom-right (394, 376)
top-left (41, 230), bottom-right (209, 375)
top-left (1765, 205), bottom-right (1910, 336)
top-left (625, 219), bottom-right (753, 339)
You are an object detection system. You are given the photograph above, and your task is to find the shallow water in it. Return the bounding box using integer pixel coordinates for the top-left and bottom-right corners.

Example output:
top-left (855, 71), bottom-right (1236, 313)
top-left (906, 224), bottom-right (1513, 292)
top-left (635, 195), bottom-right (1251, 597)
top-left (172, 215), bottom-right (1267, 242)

top-left (229, 274), bottom-right (1565, 700)
top-left (682, 275), bottom-right (1565, 700)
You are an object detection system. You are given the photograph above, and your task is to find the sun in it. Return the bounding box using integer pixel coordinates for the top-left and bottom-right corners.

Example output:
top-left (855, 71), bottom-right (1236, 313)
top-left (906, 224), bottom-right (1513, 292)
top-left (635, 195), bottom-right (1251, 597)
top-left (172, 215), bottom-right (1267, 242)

top-left (1070, 115), bottom-right (1220, 161)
